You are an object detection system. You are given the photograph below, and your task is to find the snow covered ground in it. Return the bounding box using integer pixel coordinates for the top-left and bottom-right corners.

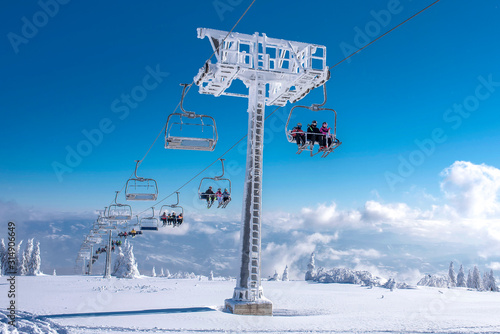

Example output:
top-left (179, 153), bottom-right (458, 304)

top-left (2, 275), bottom-right (500, 333)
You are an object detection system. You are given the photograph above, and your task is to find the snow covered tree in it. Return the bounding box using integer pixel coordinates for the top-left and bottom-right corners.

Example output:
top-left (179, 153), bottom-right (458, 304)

top-left (208, 270), bottom-right (214, 281)
top-left (417, 274), bottom-right (449, 288)
top-left (490, 270), bottom-right (499, 292)
top-left (269, 270), bottom-right (280, 281)
top-left (305, 252), bottom-right (315, 281)
top-left (472, 266), bottom-right (483, 291)
top-left (160, 268), bottom-right (165, 277)
top-left (151, 266), bottom-right (156, 277)
top-left (282, 265), bottom-right (289, 281)
top-left (0, 239), bottom-right (7, 275)
top-left (383, 278), bottom-right (396, 291)
top-left (112, 247), bottom-right (125, 276)
top-left (53, 269), bottom-right (57, 276)
top-left (312, 267), bottom-right (384, 287)
top-left (483, 270), bottom-right (491, 291)
top-left (466, 269), bottom-right (473, 288)
top-left (456, 264), bottom-right (466, 287)
top-left (112, 240), bottom-right (140, 278)
top-left (448, 261), bottom-right (456, 287)
top-left (19, 239), bottom-right (34, 276)
top-left (483, 270), bottom-right (499, 292)
top-left (15, 240), bottom-right (23, 276)
top-left (28, 241), bottom-right (42, 275)
top-left (165, 268), bottom-right (171, 278)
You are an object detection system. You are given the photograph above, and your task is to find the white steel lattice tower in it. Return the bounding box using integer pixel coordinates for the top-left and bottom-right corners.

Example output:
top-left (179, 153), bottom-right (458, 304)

top-left (194, 28), bottom-right (329, 315)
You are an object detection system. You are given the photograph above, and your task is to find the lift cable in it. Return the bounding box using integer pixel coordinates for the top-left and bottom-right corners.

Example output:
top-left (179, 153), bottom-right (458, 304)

top-left (329, 0), bottom-right (442, 70)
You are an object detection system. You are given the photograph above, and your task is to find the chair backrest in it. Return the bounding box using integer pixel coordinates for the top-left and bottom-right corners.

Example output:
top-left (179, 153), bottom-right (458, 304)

top-left (165, 113), bottom-right (217, 152)
top-left (125, 178), bottom-right (158, 201)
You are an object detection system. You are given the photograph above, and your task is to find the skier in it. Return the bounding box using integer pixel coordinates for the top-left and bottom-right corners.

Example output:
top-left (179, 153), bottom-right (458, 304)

top-left (160, 212), bottom-right (167, 225)
top-left (319, 121), bottom-right (332, 149)
top-left (291, 122), bottom-right (306, 147)
top-left (307, 120), bottom-right (321, 147)
top-left (203, 186), bottom-right (215, 208)
top-left (222, 188), bottom-right (231, 207)
top-left (216, 188), bottom-right (223, 208)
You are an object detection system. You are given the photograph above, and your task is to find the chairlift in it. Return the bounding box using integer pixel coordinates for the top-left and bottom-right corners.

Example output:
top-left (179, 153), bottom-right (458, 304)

top-left (77, 251), bottom-right (90, 260)
top-left (126, 215), bottom-right (141, 231)
top-left (86, 234), bottom-right (102, 243)
top-left (125, 160), bottom-right (159, 201)
top-left (94, 225), bottom-right (109, 235)
top-left (159, 192), bottom-right (185, 227)
top-left (118, 215), bottom-right (143, 237)
top-left (97, 208), bottom-right (117, 231)
top-left (285, 84), bottom-right (342, 158)
top-left (108, 191), bottom-right (132, 221)
top-left (97, 207), bottom-right (110, 226)
top-left (198, 159), bottom-right (232, 209)
top-left (165, 83), bottom-right (218, 151)
top-left (140, 207), bottom-right (160, 231)
top-left (85, 230), bottom-right (101, 243)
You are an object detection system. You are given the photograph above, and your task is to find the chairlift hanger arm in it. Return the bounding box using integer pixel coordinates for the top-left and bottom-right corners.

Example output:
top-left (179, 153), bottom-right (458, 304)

top-left (133, 160), bottom-right (143, 180)
top-left (172, 191), bottom-right (180, 206)
top-left (285, 84), bottom-right (336, 127)
top-left (213, 158), bottom-right (225, 180)
top-left (311, 83), bottom-right (328, 110)
top-left (180, 83), bottom-right (196, 118)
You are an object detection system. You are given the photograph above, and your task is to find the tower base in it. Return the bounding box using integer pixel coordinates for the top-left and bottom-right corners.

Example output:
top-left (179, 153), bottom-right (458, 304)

top-left (224, 298), bottom-right (273, 316)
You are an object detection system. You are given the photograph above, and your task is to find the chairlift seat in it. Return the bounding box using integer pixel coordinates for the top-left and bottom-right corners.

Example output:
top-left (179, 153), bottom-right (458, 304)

top-left (140, 217), bottom-right (159, 231)
top-left (165, 136), bottom-right (215, 151)
top-left (140, 226), bottom-right (159, 231)
top-left (108, 203), bottom-right (132, 221)
top-left (160, 192), bottom-right (185, 228)
top-left (284, 85), bottom-right (340, 158)
top-left (108, 214), bottom-right (132, 221)
top-left (125, 164), bottom-right (159, 202)
top-left (164, 109), bottom-right (218, 152)
top-left (125, 193), bottom-right (158, 201)
top-left (197, 159), bottom-right (232, 209)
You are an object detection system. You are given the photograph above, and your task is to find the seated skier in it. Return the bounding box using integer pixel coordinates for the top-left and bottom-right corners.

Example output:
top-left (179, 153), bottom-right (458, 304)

top-left (204, 186), bottom-right (216, 208)
top-left (291, 122), bottom-right (306, 147)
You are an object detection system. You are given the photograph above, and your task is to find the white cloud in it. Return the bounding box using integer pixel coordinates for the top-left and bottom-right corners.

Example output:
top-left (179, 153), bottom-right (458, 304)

top-left (45, 234), bottom-right (72, 240)
top-left (261, 232), bottom-right (337, 279)
top-left (440, 161), bottom-right (500, 217)
top-left (257, 161), bottom-right (500, 280)
top-left (157, 223), bottom-right (190, 236)
top-left (300, 202), bottom-right (362, 228)
top-left (396, 268), bottom-right (424, 284)
top-left (352, 263), bottom-right (392, 282)
top-left (185, 207), bottom-right (240, 224)
top-left (487, 262), bottom-right (500, 270)
top-left (263, 202), bottom-right (362, 232)
top-left (190, 222), bottom-right (218, 235)
top-left (363, 200), bottom-right (418, 223)
top-left (320, 248), bottom-right (383, 262)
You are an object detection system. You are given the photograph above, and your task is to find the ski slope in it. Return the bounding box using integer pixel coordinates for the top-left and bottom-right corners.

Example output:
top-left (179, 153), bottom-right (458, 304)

top-left (2, 275), bottom-right (500, 333)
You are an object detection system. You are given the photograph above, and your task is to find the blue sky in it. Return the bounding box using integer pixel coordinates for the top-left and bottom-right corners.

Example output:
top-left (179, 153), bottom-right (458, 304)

top-left (1, 0), bottom-right (500, 279)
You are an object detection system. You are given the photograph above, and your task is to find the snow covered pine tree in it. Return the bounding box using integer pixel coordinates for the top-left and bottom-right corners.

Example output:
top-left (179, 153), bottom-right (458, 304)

top-left (305, 253), bottom-right (315, 281)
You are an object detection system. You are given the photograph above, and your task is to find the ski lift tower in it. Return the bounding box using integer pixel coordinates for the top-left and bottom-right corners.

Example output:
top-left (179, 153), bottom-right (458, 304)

top-left (194, 28), bottom-right (329, 315)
